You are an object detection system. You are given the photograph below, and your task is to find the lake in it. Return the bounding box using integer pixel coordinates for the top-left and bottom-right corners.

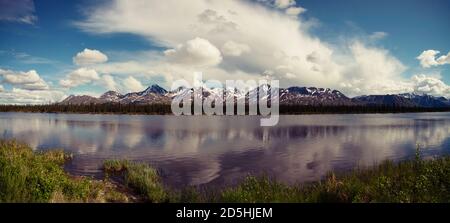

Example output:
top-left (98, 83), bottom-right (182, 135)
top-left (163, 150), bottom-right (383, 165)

top-left (1, 112), bottom-right (449, 187)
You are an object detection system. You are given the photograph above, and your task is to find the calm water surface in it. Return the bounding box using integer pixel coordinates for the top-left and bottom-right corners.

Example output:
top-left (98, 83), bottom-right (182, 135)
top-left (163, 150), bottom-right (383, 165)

top-left (1, 112), bottom-right (450, 187)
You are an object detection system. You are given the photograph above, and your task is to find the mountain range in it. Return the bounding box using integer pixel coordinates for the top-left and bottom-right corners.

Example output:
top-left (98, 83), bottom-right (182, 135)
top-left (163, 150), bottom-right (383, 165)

top-left (60, 84), bottom-right (450, 108)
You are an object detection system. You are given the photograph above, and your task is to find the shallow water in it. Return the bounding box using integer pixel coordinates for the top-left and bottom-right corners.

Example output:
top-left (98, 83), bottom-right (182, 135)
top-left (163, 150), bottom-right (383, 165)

top-left (1, 112), bottom-right (449, 187)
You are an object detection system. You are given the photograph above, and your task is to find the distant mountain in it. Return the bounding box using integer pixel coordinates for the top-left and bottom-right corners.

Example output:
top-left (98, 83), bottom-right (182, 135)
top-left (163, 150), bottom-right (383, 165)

top-left (353, 95), bottom-right (418, 107)
top-left (280, 87), bottom-right (357, 106)
top-left (399, 93), bottom-right (450, 108)
top-left (59, 84), bottom-right (450, 108)
top-left (61, 84), bottom-right (172, 105)
top-left (119, 86), bottom-right (171, 104)
top-left (99, 91), bottom-right (122, 102)
top-left (354, 93), bottom-right (450, 108)
top-left (60, 95), bottom-right (104, 105)
top-left (138, 84), bottom-right (168, 95)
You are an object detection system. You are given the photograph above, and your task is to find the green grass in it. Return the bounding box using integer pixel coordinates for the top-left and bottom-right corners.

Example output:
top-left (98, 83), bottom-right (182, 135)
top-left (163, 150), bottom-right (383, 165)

top-left (104, 160), bottom-right (167, 203)
top-left (2, 139), bottom-right (450, 203)
top-left (218, 156), bottom-right (450, 203)
top-left (103, 148), bottom-right (450, 203)
top-left (0, 140), bottom-right (129, 203)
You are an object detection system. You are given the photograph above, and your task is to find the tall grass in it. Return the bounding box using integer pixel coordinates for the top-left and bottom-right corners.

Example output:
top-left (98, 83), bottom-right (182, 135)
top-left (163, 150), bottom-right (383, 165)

top-left (103, 146), bottom-right (450, 203)
top-left (218, 156), bottom-right (450, 203)
top-left (104, 160), bottom-right (167, 202)
top-left (0, 140), bottom-right (128, 203)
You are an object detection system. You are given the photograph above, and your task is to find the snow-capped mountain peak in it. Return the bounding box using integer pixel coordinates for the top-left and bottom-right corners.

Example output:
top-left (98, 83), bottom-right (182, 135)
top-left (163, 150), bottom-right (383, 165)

top-left (139, 84), bottom-right (168, 96)
top-left (59, 84), bottom-right (450, 108)
top-left (100, 91), bottom-right (123, 102)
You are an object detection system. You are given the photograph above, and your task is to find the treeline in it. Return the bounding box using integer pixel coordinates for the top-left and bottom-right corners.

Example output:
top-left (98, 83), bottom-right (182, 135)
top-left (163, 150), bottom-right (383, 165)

top-left (0, 103), bottom-right (449, 115)
top-left (0, 103), bottom-right (172, 115)
top-left (279, 104), bottom-right (450, 114)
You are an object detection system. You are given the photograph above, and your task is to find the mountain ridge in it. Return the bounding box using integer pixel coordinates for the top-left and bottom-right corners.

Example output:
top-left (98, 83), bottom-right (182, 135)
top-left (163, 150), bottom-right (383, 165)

top-left (60, 84), bottom-right (450, 108)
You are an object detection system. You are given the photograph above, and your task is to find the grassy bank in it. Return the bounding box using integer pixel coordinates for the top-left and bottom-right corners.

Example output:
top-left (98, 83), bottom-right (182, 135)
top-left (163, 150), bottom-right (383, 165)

top-left (104, 149), bottom-right (450, 203)
top-left (0, 140), bottom-right (129, 202)
top-left (218, 157), bottom-right (450, 203)
top-left (1, 139), bottom-right (449, 203)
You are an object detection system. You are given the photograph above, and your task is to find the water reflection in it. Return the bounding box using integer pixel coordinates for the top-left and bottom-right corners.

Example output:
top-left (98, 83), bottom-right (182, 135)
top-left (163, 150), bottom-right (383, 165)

top-left (0, 112), bottom-right (449, 187)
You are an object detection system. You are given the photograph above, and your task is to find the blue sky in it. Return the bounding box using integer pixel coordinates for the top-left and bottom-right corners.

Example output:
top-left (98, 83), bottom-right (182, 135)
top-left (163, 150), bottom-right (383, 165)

top-left (301, 0), bottom-right (450, 77)
top-left (0, 0), bottom-right (449, 104)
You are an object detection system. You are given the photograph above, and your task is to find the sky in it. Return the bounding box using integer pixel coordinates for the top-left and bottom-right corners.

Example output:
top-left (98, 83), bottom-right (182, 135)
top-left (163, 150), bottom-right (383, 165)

top-left (0, 0), bottom-right (449, 104)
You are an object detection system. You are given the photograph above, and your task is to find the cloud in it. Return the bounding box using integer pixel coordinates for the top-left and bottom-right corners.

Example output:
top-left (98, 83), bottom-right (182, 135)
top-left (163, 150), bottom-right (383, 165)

top-left (339, 41), bottom-right (409, 96)
top-left (73, 48), bottom-right (108, 66)
top-left (411, 74), bottom-right (450, 97)
top-left (0, 69), bottom-right (40, 83)
top-left (369, 31), bottom-right (388, 41)
top-left (0, 50), bottom-right (55, 64)
top-left (59, 67), bottom-right (100, 88)
top-left (221, 40), bottom-right (251, 57)
top-left (75, 0), bottom-right (442, 98)
top-left (0, 68), bottom-right (67, 104)
top-left (437, 53), bottom-right (450, 64)
top-left (100, 74), bottom-right (118, 91)
top-left (197, 9), bottom-right (238, 33)
top-left (0, 69), bottom-right (49, 90)
top-left (0, 0), bottom-right (37, 24)
top-left (59, 67), bottom-right (122, 93)
top-left (285, 72), bottom-right (296, 79)
top-left (76, 0), bottom-right (339, 83)
top-left (93, 61), bottom-right (153, 76)
top-left (164, 37), bottom-right (222, 67)
top-left (274, 0), bottom-right (296, 9)
top-left (285, 6), bottom-right (306, 16)
top-left (0, 88), bottom-right (65, 105)
top-left (123, 76), bottom-right (144, 92)
top-left (417, 50), bottom-right (450, 68)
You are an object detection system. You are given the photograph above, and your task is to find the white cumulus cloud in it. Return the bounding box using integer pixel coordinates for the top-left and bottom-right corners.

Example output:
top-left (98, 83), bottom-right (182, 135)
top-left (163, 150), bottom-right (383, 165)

top-left (164, 37), bottom-right (222, 67)
top-left (73, 48), bottom-right (108, 66)
top-left (417, 50), bottom-right (450, 68)
top-left (123, 76), bottom-right (144, 92)
top-left (274, 0), bottom-right (296, 9)
top-left (59, 67), bottom-right (100, 88)
top-left (0, 88), bottom-right (65, 105)
top-left (411, 74), bottom-right (450, 97)
top-left (73, 0), bottom-right (450, 98)
top-left (339, 41), bottom-right (409, 96)
top-left (100, 74), bottom-right (118, 91)
top-left (221, 41), bottom-right (251, 57)
top-left (0, 69), bottom-right (49, 90)
top-left (285, 6), bottom-right (306, 16)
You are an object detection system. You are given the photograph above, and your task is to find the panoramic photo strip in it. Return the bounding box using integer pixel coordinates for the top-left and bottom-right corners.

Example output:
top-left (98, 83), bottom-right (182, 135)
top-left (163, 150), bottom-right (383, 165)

top-left (0, 0), bottom-right (449, 221)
